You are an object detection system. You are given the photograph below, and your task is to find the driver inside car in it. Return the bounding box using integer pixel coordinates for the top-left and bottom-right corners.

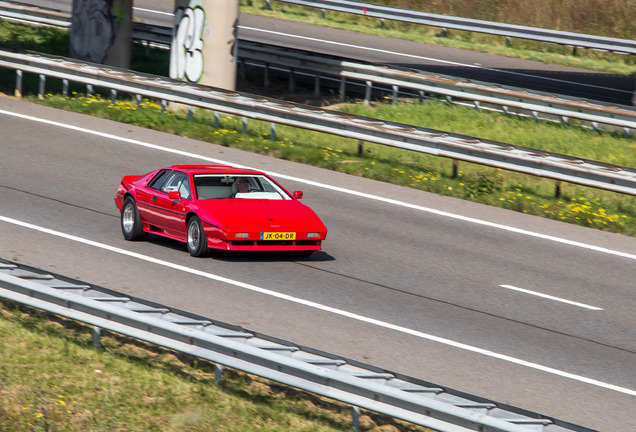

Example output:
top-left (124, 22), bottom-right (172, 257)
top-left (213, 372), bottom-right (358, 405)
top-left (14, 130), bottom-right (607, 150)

top-left (231, 177), bottom-right (252, 197)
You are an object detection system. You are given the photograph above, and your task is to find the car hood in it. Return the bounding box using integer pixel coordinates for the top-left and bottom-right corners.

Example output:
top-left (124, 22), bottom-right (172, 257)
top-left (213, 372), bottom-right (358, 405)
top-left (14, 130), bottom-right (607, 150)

top-left (196, 199), bottom-right (326, 230)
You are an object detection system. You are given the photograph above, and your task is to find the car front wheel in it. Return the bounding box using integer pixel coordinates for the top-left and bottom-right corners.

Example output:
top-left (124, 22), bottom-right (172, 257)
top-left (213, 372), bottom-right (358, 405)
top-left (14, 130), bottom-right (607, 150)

top-left (187, 216), bottom-right (209, 257)
top-left (121, 197), bottom-right (147, 241)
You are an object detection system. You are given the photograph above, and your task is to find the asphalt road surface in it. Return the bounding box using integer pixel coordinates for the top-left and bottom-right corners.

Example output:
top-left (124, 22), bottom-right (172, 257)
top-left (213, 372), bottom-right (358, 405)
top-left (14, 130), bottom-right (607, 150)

top-left (1, 97), bottom-right (634, 431)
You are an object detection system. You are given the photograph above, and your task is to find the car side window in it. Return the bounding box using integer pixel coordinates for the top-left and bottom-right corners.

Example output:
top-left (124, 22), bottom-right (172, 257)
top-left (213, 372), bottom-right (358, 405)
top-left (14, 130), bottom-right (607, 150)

top-left (148, 169), bottom-right (170, 190)
top-left (160, 171), bottom-right (191, 200)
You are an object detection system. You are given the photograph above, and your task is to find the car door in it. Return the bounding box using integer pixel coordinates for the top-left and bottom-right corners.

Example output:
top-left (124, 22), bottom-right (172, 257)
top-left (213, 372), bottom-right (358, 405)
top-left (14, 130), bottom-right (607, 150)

top-left (152, 170), bottom-right (191, 238)
top-left (135, 169), bottom-right (170, 226)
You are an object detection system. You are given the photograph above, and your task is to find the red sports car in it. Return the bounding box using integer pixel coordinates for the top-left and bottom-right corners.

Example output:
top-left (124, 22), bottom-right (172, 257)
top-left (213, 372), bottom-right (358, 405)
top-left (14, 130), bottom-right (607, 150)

top-left (114, 165), bottom-right (327, 257)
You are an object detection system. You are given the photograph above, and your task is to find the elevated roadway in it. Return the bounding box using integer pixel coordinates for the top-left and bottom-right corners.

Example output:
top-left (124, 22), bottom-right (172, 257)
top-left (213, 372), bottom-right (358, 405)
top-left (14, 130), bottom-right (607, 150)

top-left (11, 0), bottom-right (636, 105)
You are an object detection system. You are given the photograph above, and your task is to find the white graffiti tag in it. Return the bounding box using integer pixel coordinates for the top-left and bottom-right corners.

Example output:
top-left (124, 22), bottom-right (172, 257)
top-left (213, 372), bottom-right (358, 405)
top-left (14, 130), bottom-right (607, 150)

top-left (170, 6), bottom-right (205, 82)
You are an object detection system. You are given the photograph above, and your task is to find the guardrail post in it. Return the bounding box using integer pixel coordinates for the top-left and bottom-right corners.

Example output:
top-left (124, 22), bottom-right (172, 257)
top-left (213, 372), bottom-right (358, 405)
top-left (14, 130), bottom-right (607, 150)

top-left (62, 79), bottom-right (69, 98)
top-left (265, 0), bottom-right (271, 10)
top-left (161, 99), bottom-right (167, 113)
top-left (339, 77), bottom-right (346, 102)
top-left (352, 406), bottom-right (361, 432)
top-left (474, 101), bottom-right (480, 111)
top-left (532, 111), bottom-right (539, 123)
top-left (214, 111), bottom-right (220, 128)
top-left (110, 89), bottom-right (117, 104)
top-left (314, 75), bottom-right (321, 97)
top-left (38, 74), bottom-right (45, 99)
top-left (392, 85), bottom-right (399, 105)
top-left (505, 36), bottom-right (511, 47)
top-left (561, 116), bottom-right (569, 125)
top-left (624, 128), bottom-right (631, 139)
top-left (188, 106), bottom-right (194, 121)
top-left (242, 116), bottom-right (248, 134)
top-left (92, 326), bottom-right (101, 348)
top-left (14, 70), bottom-right (22, 98)
top-left (554, 180), bottom-right (562, 199)
top-left (364, 81), bottom-right (372, 105)
top-left (86, 84), bottom-right (94, 96)
top-left (358, 140), bottom-right (364, 156)
top-left (214, 363), bottom-right (223, 384)
top-left (264, 63), bottom-right (270, 88)
top-left (289, 67), bottom-right (295, 92)
top-left (452, 159), bottom-right (459, 178)
top-left (270, 122), bottom-right (277, 141)
top-left (321, 8), bottom-right (325, 19)
top-left (136, 94), bottom-right (142, 108)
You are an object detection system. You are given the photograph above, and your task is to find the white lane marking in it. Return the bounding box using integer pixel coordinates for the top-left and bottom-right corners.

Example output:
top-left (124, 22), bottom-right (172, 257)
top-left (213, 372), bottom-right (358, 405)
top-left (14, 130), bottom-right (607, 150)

top-left (500, 285), bottom-right (603, 310)
top-left (239, 26), bottom-right (475, 67)
top-left (133, 7), bottom-right (173, 16)
top-left (2, 108), bottom-right (636, 262)
top-left (0, 215), bottom-right (633, 396)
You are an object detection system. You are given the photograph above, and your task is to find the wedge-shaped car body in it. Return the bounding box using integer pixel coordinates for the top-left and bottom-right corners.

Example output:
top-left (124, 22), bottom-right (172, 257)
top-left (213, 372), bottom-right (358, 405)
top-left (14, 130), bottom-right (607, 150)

top-left (115, 165), bottom-right (327, 257)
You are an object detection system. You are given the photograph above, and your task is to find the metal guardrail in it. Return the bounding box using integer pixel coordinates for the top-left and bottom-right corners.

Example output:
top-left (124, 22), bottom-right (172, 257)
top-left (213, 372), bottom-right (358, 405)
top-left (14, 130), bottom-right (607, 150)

top-left (270, 0), bottom-right (636, 55)
top-left (3, 46), bottom-right (636, 197)
top-left (241, 42), bottom-right (636, 132)
top-left (0, 258), bottom-right (595, 432)
top-left (2, 1), bottom-right (635, 136)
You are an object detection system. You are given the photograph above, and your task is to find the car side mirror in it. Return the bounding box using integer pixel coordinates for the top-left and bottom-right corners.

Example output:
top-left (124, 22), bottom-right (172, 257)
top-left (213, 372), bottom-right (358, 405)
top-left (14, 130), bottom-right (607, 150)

top-left (293, 191), bottom-right (303, 199)
top-left (168, 191), bottom-right (181, 200)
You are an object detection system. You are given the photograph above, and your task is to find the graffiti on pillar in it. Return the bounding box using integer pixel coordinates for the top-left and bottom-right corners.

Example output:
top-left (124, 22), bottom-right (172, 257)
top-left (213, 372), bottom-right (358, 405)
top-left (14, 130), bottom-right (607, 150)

top-left (170, 5), bottom-right (206, 83)
top-left (70, 0), bottom-right (115, 63)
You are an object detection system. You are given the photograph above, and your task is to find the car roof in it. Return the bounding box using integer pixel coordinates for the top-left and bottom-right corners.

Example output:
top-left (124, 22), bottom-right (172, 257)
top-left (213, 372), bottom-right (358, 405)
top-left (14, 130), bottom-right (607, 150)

top-left (168, 165), bottom-right (265, 175)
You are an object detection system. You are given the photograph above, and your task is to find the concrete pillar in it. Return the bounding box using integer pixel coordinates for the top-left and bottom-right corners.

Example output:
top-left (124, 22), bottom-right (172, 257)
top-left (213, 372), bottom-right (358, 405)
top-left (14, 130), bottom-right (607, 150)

top-left (69, 0), bottom-right (132, 68)
top-left (170, 0), bottom-right (239, 90)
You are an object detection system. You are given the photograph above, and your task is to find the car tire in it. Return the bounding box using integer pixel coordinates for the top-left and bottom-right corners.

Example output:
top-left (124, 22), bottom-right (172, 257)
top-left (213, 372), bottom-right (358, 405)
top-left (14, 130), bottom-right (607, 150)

top-left (121, 197), bottom-right (147, 241)
top-left (187, 215), bottom-right (209, 257)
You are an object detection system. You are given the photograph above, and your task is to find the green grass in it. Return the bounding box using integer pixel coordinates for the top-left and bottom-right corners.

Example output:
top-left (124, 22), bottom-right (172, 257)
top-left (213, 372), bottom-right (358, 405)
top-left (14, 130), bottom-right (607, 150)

top-left (0, 300), bottom-right (427, 432)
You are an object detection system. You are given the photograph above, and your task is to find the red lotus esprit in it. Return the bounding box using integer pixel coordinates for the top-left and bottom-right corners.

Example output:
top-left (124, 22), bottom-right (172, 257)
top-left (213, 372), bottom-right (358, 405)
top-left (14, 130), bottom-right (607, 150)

top-left (114, 165), bottom-right (327, 257)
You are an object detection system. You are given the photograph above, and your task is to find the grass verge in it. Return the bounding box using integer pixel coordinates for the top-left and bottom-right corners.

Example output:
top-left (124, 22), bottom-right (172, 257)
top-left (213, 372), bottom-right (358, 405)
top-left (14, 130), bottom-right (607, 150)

top-left (0, 300), bottom-right (428, 432)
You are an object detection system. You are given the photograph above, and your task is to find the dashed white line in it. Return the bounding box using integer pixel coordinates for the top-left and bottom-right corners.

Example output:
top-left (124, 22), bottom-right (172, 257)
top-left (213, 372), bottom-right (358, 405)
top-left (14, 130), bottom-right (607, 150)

top-left (0, 214), bottom-right (633, 396)
top-left (500, 284), bottom-right (603, 310)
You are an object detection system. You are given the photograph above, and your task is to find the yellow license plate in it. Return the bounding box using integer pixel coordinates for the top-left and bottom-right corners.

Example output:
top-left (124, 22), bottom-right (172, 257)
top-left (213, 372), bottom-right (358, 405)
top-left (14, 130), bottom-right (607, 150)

top-left (260, 232), bottom-right (296, 241)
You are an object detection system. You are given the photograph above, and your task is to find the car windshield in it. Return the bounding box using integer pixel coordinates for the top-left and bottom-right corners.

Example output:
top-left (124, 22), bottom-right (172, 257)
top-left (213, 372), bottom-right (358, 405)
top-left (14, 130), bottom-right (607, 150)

top-left (193, 174), bottom-right (291, 200)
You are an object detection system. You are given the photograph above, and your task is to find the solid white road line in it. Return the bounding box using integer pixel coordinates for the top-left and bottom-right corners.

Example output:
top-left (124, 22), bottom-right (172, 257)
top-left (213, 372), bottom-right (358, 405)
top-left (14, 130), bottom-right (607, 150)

top-left (2, 108), bottom-right (636, 262)
top-left (499, 284), bottom-right (603, 310)
top-left (239, 26), bottom-right (478, 68)
top-left (133, 7), bottom-right (173, 16)
top-left (0, 214), bottom-right (634, 396)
